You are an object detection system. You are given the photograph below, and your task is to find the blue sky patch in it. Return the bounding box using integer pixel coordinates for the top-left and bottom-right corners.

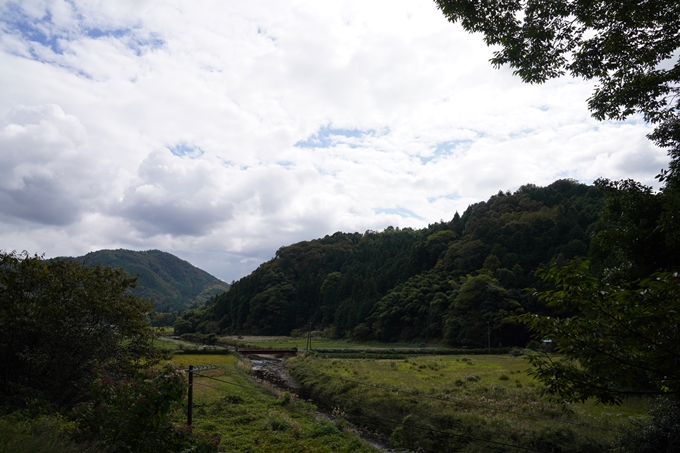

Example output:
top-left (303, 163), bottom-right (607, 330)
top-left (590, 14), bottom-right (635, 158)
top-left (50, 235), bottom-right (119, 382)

top-left (419, 140), bottom-right (471, 164)
top-left (375, 207), bottom-right (423, 220)
top-left (276, 160), bottom-right (295, 169)
top-left (295, 126), bottom-right (375, 149)
top-left (2, 5), bottom-right (62, 54)
top-left (85, 28), bottom-right (129, 39)
top-left (168, 143), bottom-right (202, 158)
top-left (1, 4), bottom-right (163, 59)
top-left (509, 129), bottom-right (534, 138)
top-left (427, 193), bottom-right (461, 203)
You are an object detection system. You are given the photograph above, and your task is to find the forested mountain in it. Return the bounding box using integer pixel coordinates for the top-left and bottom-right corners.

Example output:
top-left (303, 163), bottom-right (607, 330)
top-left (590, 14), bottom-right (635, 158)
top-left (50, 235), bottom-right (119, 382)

top-left (177, 180), bottom-right (604, 347)
top-left (64, 249), bottom-right (230, 312)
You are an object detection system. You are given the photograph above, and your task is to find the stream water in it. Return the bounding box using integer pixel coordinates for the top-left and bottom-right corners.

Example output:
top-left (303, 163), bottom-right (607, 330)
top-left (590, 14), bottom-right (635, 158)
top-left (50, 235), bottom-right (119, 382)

top-left (249, 356), bottom-right (398, 453)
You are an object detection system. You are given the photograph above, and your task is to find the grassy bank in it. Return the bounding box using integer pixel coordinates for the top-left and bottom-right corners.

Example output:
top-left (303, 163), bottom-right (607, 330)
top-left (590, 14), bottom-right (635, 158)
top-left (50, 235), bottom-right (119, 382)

top-left (286, 354), bottom-right (648, 453)
top-left (168, 354), bottom-right (379, 452)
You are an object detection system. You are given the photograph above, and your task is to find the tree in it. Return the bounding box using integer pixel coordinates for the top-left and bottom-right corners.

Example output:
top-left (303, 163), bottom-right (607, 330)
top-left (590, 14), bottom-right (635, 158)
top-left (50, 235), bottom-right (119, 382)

top-left (590, 178), bottom-right (680, 281)
top-left (520, 259), bottom-right (680, 405)
top-left (434, 0), bottom-right (680, 179)
top-left (0, 251), bottom-right (162, 407)
top-left (613, 397), bottom-right (680, 453)
top-left (72, 364), bottom-right (221, 453)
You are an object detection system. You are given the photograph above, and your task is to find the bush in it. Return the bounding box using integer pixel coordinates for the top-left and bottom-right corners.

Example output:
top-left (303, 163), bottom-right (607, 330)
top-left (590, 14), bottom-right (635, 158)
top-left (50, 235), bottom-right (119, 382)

top-left (72, 364), bottom-right (220, 453)
top-left (526, 340), bottom-right (542, 351)
top-left (0, 251), bottom-right (162, 407)
top-left (613, 397), bottom-right (680, 453)
top-left (0, 414), bottom-right (102, 453)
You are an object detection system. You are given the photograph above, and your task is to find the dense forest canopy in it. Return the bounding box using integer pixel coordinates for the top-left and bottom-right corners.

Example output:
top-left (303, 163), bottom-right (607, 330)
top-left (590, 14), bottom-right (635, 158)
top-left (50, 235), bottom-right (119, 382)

top-left (177, 179), bottom-right (604, 347)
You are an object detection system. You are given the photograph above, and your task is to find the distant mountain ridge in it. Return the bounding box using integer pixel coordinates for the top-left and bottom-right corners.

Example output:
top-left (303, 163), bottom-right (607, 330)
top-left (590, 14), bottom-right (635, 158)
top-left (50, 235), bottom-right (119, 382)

top-left (64, 249), bottom-right (230, 312)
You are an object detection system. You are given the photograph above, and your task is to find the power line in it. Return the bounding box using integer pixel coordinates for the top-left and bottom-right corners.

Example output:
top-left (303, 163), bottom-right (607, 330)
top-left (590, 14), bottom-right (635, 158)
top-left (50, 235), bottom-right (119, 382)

top-left (201, 374), bottom-right (258, 390)
top-left (193, 382), bottom-right (220, 390)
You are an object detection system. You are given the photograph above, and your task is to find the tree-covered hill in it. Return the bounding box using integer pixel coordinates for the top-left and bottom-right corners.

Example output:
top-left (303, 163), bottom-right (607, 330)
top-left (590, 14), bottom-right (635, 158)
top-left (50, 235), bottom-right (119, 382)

top-left (177, 179), bottom-right (604, 347)
top-left (64, 249), bottom-right (230, 312)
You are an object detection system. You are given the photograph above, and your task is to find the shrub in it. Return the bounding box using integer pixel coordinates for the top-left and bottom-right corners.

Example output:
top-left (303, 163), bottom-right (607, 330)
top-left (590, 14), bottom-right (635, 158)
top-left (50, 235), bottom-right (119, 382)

top-left (0, 415), bottom-right (103, 453)
top-left (613, 398), bottom-right (680, 453)
top-left (72, 364), bottom-right (220, 453)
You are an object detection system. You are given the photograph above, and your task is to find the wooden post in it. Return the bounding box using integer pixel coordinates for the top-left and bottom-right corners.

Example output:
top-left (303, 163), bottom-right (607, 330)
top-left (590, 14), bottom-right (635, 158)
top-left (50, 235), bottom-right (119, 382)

top-left (307, 324), bottom-right (312, 351)
top-left (487, 322), bottom-right (491, 355)
top-left (187, 365), bottom-right (193, 426)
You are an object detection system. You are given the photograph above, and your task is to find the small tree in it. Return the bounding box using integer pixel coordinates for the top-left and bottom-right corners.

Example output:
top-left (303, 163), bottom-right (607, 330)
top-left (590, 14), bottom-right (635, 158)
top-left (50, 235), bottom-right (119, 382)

top-left (72, 364), bottom-right (220, 453)
top-left (0, 251), bottom-right (162, 407)
top-left (520, 259), bottom-right (680, 405)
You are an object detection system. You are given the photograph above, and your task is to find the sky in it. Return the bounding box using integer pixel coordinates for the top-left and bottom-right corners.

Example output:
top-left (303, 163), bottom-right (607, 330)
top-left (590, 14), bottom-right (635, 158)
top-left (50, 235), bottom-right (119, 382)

top-left (0, 0), bottom-right (669, 282)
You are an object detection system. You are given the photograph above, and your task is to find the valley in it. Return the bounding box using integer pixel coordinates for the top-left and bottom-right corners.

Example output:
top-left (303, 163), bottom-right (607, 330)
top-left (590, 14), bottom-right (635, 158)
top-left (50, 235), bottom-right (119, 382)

top-left (162, 336), bottom-right (648, 453)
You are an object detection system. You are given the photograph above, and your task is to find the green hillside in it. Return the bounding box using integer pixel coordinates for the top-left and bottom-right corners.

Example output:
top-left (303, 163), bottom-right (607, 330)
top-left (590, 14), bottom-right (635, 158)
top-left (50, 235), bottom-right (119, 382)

top-left (177, 179), bottom-right (604, 346)
top-left (67, 249), bottom-right (230, 312)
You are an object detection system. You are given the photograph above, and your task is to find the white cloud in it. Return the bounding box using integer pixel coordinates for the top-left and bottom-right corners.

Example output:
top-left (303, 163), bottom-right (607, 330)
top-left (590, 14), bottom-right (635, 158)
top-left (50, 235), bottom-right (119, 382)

top-left (0, 0), bottom-right (669, 281)
top-left (0, 104), bottom-right (96, 225)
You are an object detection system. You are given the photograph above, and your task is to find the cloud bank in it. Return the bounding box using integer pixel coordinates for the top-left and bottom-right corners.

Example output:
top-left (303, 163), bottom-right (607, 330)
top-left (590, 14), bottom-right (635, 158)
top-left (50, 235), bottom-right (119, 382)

top-left (0, 0), bottom-right (668, 281)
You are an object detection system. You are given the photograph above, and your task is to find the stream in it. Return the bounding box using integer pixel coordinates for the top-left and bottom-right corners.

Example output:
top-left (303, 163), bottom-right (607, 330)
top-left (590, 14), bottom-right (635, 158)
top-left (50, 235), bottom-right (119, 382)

top-left (248, 356), bottom-right (398, 453)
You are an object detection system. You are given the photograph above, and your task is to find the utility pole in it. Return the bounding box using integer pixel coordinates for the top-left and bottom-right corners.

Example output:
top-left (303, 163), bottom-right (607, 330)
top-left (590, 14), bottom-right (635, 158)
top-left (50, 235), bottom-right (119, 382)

top-left (187, 365), bottom-right (193, 426)
top-left (487, 321), bottom-right (491, 355)
top-left (307, 322), bottom-right (312, 351)
top-left (185, 365), bottom-right (217, 426)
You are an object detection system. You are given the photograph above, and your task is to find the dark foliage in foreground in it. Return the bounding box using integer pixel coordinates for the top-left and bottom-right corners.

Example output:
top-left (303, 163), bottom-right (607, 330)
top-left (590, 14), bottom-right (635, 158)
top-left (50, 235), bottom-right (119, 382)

top-left (0, 252), bottom-right (219, 452)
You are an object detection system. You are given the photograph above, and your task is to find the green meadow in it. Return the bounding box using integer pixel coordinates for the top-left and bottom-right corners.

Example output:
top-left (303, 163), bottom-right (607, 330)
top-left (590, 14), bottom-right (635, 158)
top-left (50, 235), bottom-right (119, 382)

top-left (167, 353), bottom-right (379, 453)
top-left (221, 335), bottom-right (421, 350)
top-left (159, 335), bottom-right (651, 452)
top-left (286, 354), bottom-right (649, 452)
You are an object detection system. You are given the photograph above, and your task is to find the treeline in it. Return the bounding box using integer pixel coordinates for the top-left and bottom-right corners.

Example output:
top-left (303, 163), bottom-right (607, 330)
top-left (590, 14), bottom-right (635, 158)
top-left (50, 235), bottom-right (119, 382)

top-left (177, 179), bottom-right (604, 347)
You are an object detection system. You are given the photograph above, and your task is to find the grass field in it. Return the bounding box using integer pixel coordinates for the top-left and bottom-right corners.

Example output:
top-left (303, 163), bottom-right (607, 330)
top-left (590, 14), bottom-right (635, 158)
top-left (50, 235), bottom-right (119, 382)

top-left (153, 337), bottom-right (183, 350)
top-left (222, 335), bottom-right (422, 350)
top-left (160, 336), bottom-right (650, 452)
top-left (286, 354), bottom-right (649, 452)
top-left (168, 353), bottom-right (379, 453)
